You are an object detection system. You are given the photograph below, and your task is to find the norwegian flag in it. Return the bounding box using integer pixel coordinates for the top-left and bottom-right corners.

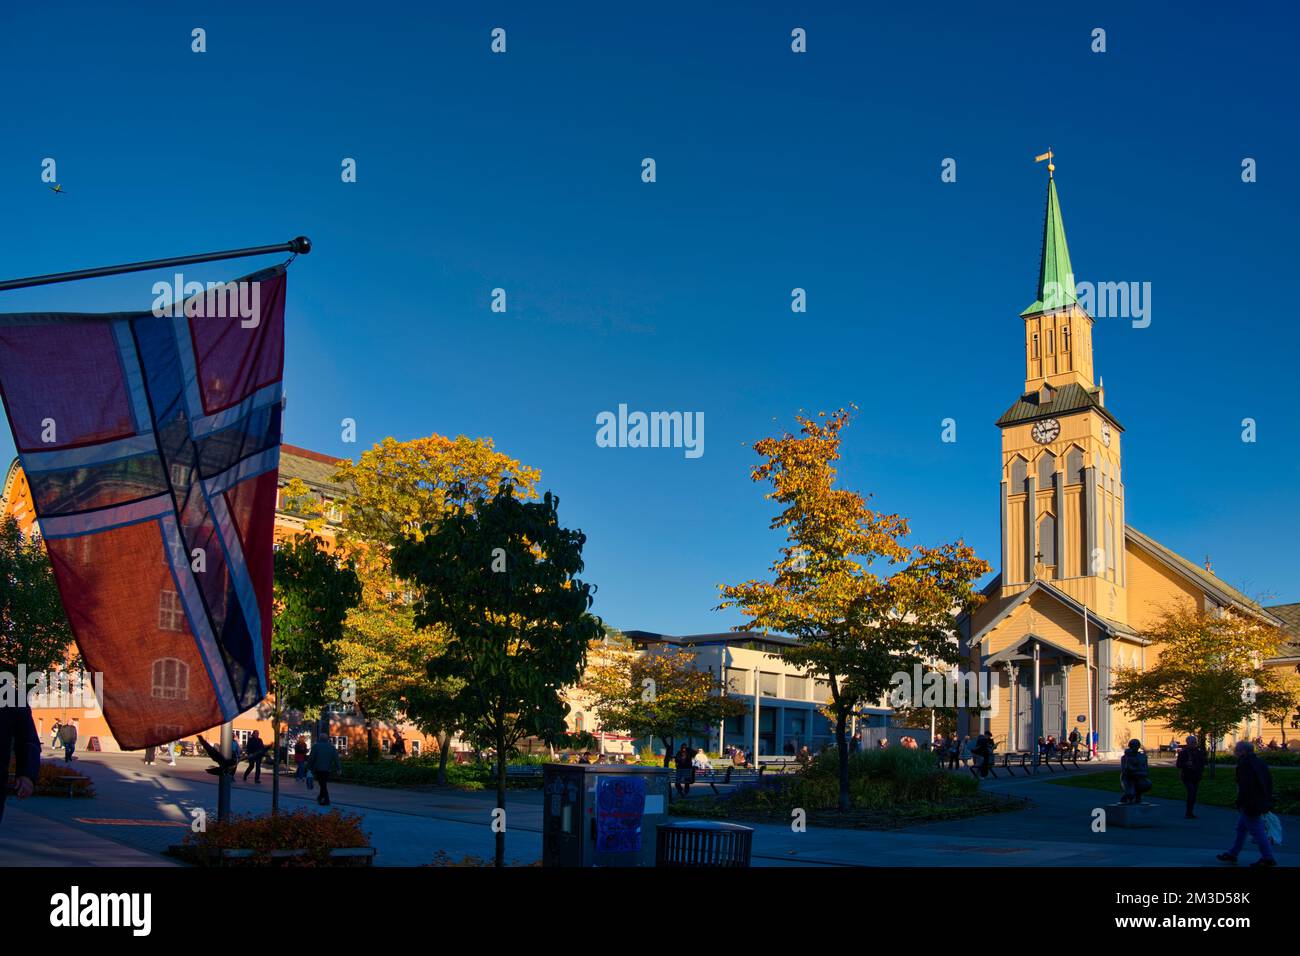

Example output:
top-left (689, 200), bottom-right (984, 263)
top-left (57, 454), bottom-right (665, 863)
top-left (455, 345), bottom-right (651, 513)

top-left (0, 266), bottom-right (286, 748)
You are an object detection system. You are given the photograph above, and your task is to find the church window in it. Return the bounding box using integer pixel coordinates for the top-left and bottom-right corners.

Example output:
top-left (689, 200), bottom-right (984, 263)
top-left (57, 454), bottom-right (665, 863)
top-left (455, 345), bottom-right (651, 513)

top-left (1031, 334), bottom-right (1039, 359)
top-left (1038, 514), bottom-right (1057, 567)
top-left (1066, 447), bottom-right (1084, 485)
top-left (1047, 330), bottom-right (1055, 354)
top-left (1037, 451), bottom-right (1056, 486)
top-left (1062, 326), bottom-right (1071, 352)
top-left (1010, 457), bottom-right (1027, 490)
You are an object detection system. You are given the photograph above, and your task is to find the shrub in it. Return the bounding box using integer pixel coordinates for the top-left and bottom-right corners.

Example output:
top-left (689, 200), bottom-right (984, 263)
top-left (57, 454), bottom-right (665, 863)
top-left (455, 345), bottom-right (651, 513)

top-left (180, 808), bottom-right (369, 866)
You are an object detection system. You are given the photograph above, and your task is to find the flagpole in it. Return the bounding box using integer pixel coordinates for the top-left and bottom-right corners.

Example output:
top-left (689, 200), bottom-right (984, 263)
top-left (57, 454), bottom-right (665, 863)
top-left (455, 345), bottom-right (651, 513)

top-left (0, 237), bottom-right (312, 292)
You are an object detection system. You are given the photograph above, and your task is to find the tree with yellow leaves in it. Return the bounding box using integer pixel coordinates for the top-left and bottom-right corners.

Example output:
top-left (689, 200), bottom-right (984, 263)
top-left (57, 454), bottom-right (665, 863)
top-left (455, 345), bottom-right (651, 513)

top-left (329, 434), bottom-right (539, 778)
top-left (718, 409), bottom-right (991, 811)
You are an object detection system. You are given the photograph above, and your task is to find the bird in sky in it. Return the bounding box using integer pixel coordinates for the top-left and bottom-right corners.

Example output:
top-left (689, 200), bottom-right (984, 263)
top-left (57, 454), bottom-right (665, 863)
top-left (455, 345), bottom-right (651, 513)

top-left (48, 183), bottom-right (66, 194)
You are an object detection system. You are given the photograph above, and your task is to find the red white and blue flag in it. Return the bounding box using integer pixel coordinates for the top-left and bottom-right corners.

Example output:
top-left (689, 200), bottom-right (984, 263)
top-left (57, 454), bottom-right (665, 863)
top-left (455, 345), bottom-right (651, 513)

top-left (0, 267), bottom-right (286, 748)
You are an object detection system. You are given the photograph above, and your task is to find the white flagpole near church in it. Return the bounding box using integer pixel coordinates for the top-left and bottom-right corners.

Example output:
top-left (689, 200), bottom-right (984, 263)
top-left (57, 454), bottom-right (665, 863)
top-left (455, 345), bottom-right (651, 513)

top-left (1083, 606), bottom-right (1094, 758)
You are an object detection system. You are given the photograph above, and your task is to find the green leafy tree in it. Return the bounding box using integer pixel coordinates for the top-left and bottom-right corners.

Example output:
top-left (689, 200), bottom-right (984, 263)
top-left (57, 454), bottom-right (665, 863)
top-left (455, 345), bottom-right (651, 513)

top-left (581, 632), bottom-right (747, 765)
top-left (392, 485), bottom-right (601, 867)
top-left (270, 533), bottom-right (361, 813)
top-left (718, 410), bottom-right (991, 811)
top-left (332, 434), bottom-right (540, 774)
top-left (1108, 605), bottom-right (1289, 772)
top-left (0, 518), bottom-right (75, 676)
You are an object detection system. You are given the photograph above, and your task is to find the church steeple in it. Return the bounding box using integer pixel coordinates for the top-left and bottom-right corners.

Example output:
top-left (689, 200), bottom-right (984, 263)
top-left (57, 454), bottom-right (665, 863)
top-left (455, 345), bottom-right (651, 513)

top-left (1022, 177), bottom-right (1078, 317)
top-left (1017, 169), bottom-right (1094, 392)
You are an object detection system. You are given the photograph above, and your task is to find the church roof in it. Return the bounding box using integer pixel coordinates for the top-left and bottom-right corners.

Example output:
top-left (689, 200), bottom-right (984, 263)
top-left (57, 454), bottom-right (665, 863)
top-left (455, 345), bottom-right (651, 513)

top-left (1125, 526), bottom-right (1277, 623)
top-left (1262, 603), bottom-right (1300, 660)
top-left (1021, 177), bottom-right (1078, 317)
top-left (995, 382), bottom-right (1123, 430)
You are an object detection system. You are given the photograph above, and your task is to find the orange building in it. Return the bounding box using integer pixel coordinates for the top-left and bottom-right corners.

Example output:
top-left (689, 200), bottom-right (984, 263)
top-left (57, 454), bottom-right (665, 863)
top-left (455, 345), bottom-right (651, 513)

top-left (2, 444), bottom-right (444, 759)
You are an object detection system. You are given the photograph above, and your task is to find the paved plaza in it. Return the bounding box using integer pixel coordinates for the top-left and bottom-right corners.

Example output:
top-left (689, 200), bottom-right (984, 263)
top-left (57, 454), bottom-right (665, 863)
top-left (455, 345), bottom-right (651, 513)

top-left (2, 749), bottom-right (1295, 867)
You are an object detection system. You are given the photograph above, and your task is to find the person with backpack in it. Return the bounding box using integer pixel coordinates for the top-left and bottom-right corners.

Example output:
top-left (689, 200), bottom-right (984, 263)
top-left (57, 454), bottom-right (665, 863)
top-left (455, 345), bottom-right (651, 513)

top-left (1217, 741), bottom-right (1277, 867)
top-left (1175, 734), bottom-right (1206, 819)
top-left (58, 720), bottom-right (78, 762)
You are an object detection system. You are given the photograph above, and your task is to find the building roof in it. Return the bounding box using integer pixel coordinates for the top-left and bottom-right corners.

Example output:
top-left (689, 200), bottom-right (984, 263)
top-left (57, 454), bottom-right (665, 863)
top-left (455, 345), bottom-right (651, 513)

top-left (1263, 603), bottom-right (1300, 659)
top-left (280, 444), bottom-right (348, 495)
top-left (624, 629), bottom-right (804, 650)
top-left (996, 381), bottom-right (1123, 430)
top-left (1126, 525), bottom-right (1278, 623)
top-left (1022, 177), bottom-right (1078, 317)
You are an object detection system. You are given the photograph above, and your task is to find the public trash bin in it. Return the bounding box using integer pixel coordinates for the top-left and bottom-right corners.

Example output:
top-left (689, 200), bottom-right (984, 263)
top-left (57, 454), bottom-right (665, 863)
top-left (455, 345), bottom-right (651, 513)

top-left (542, 763), bottom-right (671, 867)
top-left (655, 820), bottom-right (753, 867)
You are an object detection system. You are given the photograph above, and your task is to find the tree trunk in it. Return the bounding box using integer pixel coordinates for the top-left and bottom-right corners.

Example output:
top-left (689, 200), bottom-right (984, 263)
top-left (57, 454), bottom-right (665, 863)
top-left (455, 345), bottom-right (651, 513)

top-left (437, 731), bottom-right (452, 786)
top-left (494, 727), bottom-right (507, 869)
top-left (661, 737), bottom-right (673, 768)
top-left (835, 706), bottom-right (851, 813)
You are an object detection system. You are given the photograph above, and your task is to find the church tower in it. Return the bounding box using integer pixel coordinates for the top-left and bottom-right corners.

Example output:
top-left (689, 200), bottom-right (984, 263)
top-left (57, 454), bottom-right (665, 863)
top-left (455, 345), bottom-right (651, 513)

top-left (996, 163), bottom-right (1128, 624)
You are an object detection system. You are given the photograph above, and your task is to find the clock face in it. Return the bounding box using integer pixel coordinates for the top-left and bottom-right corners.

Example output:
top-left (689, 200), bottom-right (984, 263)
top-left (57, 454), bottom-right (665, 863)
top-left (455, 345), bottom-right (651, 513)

top-left (1031, 418), bottom-right (1061, 445)
top-left (1101, 423), bottom-right (1112, 447)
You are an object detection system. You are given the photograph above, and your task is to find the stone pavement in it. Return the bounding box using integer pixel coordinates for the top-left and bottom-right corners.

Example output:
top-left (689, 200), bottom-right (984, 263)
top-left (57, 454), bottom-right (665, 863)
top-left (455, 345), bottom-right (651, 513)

top-left (3, 749), bottom-right (1293, 867)
top-left (0, 804), bottom-right (177, 866)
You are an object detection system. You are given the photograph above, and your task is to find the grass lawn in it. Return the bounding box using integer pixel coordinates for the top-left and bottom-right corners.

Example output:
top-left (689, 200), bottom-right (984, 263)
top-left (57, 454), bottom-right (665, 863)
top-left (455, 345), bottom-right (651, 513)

top-left (1044, 766), bottom-right (1300, 814)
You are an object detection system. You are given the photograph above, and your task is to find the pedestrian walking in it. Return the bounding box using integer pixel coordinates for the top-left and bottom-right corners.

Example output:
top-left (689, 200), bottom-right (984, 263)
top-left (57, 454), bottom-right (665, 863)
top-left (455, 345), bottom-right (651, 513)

top-left (58, 720), bottom-right (77, 762)
top-left (1175, 734), bottom-right (1206, 819)
top-left (242, 730), bottom-right (268, 783)
top-left (1217, 741), bottom-right (1277, 867)
top-left (294, 735), bottom-right (309, 781)
top-left (305, 733), bottom-right (341, 807)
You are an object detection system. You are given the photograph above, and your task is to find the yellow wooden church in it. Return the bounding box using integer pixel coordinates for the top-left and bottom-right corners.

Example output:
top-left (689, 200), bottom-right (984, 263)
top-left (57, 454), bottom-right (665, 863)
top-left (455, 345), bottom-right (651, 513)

top-left (956, 164), bottom-right (1299, 756)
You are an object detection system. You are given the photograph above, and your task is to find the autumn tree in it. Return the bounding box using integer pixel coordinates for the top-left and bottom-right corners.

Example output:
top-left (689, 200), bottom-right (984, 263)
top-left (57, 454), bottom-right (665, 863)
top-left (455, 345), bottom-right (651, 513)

top-left (718, 410), bottom-right (990, 811)
top-left (1108, 606), bottom-right (1290, 766)
top-left (331, 435), bottom-right (539, 771)
top-left (581, 631), bottom-right (747, 765)
top-left (392, 485), bottom-right (601, 867)
top-left (1258, 670), bottom-right (1300, 747)
top-left (0, 517), bottom-right (75, 675)
top-left (271, 533), bottom-right (361, 813)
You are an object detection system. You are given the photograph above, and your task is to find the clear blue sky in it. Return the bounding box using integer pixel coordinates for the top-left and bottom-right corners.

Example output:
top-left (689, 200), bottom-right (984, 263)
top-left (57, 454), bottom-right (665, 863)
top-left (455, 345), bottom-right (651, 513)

top-left (2, 2), bottom-right (1296, 633)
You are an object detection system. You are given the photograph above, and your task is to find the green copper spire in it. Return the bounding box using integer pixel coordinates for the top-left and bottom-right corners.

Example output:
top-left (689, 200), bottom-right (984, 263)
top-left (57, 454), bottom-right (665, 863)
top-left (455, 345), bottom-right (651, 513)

top-left (1021, 176), bottom-right (1077, 316)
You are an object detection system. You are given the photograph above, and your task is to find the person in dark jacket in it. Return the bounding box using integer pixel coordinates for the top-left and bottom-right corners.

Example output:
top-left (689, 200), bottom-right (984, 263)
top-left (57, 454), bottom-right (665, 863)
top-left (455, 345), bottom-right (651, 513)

top-left (1119, 739), bottom-right (1151, 804)
top-left (306, 734), bottom-right (341, 807)
top-left (1, 704), bottom-right (41, 823)
top-left (241, 730), bottom-right (268, 783)
top-left (972, 732), bottom-right (992, 777)
top-left (1217, 741), bottom-right (1277, 866)
top-left (1175, 734), bottom-right (1206, 818)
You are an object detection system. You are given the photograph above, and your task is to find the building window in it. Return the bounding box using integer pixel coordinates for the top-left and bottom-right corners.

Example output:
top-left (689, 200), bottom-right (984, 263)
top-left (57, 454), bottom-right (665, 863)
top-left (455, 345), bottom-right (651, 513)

top-left (158, 591), bottom-right (186, 632)
top-left (785, 675), bottom-right (809, 700)
top-left (1047, 330), bottom-right (1055, 354)
top-left (1031, 334), bottom-right (1040, 359)
top-left (760, 672), bottom-right (780, 698)
top-left (1066, 447), bottom-right (1084, 485)
top-left (1062, 326), bottom-right (1071, 352)
top-left (1037, 451), bottom-right (1056, 486)
top-left (152, 658), bottom-right (189, 700)
top-left (1038, 514), bottom-right (1057, 567)
top-left (1010, 457), bottom-right (1027, 491)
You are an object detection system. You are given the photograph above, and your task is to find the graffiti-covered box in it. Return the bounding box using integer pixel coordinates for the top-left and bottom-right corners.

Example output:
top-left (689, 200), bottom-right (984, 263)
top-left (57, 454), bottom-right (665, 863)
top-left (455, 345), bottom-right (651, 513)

top-left (541, 763), bottom-right (671, 867)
